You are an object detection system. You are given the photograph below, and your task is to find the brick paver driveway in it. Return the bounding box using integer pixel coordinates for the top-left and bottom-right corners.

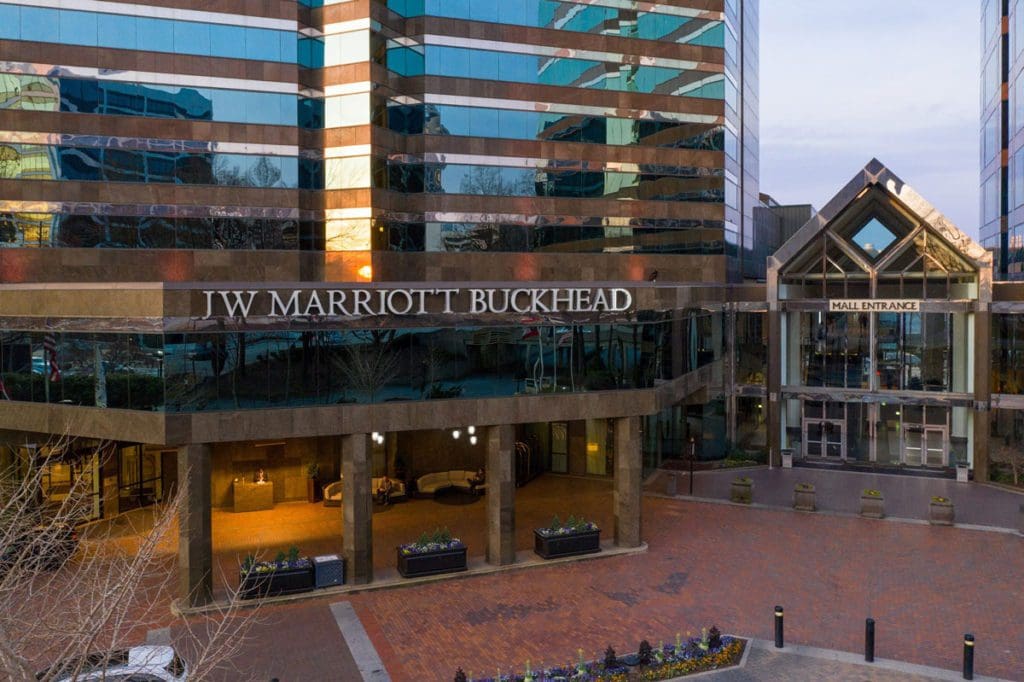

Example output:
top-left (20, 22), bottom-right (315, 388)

top-left (339, 497), bottom-right (1024, 681)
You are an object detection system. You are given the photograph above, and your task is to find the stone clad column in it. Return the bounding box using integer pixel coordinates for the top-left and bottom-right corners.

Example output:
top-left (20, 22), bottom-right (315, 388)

top-left (177, 443), bottom-right (212, 607)
top-left (973, 308), bottom-right (992, 482)
top-left (614, 416), bottom-right (642, 548)
top-left (486, 424), bottom-right (516, 566)
top-left (342, 433), bottom-right (373, 584)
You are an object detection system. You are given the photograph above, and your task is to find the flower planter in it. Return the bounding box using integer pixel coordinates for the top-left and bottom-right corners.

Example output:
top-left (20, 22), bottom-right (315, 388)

top-left (730, 477), bottom-right (752, 504)
top-left (534, 529), bottom-right (601, 559)
top-left (397, 546), bottom-right (467, 578)
top-left (929, 497), bottom-right (954, 526)
top-left (860, 491), bottom-right (885, 519)
top-left (239, 564), bottom-right (314, 599)
top-left (793, 484), bottom-right (816, 512)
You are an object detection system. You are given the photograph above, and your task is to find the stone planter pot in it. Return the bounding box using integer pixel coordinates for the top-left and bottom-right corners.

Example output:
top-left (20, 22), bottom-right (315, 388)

top-left (793, 484), bottom-right (816, 512)
top-left (396, 546), bottom-right (468, 578)
top-left (239, 564), bottom-right (314, 600)
top-left (929, 498), bottom-right (955, 526)
top-left (956, 464), bottom-right (969, 483)
top-left (730, 477), bottom-right (753, 504)
top-left (860, 492), bottom-right (885, 519)
top-left (533, 529), bottom-right (601, 559)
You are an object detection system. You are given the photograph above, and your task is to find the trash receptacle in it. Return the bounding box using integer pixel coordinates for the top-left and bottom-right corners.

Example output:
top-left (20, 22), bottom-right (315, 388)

top-left (313, 554), bottom-right (345, 588)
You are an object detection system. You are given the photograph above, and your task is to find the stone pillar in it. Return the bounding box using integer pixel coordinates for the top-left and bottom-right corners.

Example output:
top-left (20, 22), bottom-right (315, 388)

top-left (973, 308), bottom-right (992, 482)
top-left (177, 443), bottom-right (212, 607)
top-left (614, 416), bottom-right (642, 548)
top-left (486, 424), bottom-right (516, 566)
top-left (342, 433), bottom-right (373, 584)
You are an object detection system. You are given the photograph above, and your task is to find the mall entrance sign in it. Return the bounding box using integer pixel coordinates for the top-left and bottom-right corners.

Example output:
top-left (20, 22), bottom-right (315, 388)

top-left (828, 300), bottom-right (920, 313)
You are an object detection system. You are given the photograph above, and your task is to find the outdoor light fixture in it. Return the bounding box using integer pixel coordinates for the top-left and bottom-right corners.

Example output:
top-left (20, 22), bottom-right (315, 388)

top-left (452, 429), bottom-right (461, 439)
top-left (467, 425), bottom-right (475, 435)
top-left (470, 435), bottom-right (478, 445)
top-left (371, 431), bottom-right (379, 440)
top-left (374, 433), bottom-right (384, 444)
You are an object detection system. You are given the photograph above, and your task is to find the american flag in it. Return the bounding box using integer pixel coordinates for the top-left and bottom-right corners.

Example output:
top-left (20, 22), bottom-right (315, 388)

top-left (43, 333), bottom-right (60, 382)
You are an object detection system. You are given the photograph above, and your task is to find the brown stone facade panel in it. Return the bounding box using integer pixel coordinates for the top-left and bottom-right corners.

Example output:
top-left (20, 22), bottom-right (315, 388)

top-left (1, 111), bottom-right (299, 146)
top-left (416, 136), bottom-right (724, 168)
top-left (0, 249), bottom-right (322, 284)
top-left (368, 191), bottom-right (726, 222)
top-left (317, 0), bottom-right (373, 25)
top-left (359, 251), bottom-right (726, 285)
top-left (0, 285), bottom-right (163, 317)
top-left (1, 41), bottom-right (297, 83)
top-left (1, 180), bottom-right (299, 210)
top-left (322, 126), bottom-right (373, 148)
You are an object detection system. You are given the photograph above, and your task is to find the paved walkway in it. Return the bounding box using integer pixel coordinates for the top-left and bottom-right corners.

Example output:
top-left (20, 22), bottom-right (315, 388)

top-left (341, 497), bottom-right (1024, 681)
top-left (648, 467), bottom-right (1024, 529)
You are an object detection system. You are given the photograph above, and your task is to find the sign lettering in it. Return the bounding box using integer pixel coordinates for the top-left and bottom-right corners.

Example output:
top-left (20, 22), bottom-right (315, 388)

top-left (202, 287), bottom-right (634, 320)
top-left (827, 299), bottom-right (920, 313)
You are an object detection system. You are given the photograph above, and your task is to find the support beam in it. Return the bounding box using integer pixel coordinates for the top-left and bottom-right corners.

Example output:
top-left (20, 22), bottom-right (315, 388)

top-left (177, 443), bottom-right (212, 607)
top-left (486, 424), bottom-right (516, 566)
top-left (614, 416), bottom-right (642, 548)
top-left (766, 308), bottom-right (782, 466)
top-left (342, 433), bottom-right (373, 584)
top-left (974, 309), bottom-right (992, 482)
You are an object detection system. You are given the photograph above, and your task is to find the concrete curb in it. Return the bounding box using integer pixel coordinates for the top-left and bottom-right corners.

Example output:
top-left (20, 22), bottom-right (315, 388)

top-left (645, 492), bottom-right (1021, 535)
top-left (746, 638), bottom-right (1012, 682)
top-left (174, 541), bottom-right (648, 616)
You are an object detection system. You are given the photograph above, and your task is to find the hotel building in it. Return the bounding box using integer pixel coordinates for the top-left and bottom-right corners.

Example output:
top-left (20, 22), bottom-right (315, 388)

top-left (4, 1), bottom-right (1022, 608)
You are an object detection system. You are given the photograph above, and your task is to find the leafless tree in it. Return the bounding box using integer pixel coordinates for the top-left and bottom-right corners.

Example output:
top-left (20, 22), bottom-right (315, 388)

top-left (991, 439), bottom-right (1024, 485)
top-left (0, 435), bottom-right (259, 681)
top-left (331, 330), bottom-right (402, 403)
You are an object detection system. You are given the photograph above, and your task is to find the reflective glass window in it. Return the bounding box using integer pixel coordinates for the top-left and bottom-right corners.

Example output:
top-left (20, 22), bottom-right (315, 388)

top-left (389, 45), bottom-right (724, 99)
top-left (21, 6), bottom-right (60, 43)
top-left (0, 4), bottom-right (296, 63)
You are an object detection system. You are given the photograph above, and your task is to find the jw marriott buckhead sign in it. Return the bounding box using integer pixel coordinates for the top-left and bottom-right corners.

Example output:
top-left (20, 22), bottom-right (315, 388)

top-left (828, 299), bottom-right (920, 312)
top-left (201, 287), bottom-right (634, 320)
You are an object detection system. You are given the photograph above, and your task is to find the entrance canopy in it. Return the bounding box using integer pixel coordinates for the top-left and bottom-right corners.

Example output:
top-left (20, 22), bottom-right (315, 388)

top-left (768, 159), bottom-right (991, 302)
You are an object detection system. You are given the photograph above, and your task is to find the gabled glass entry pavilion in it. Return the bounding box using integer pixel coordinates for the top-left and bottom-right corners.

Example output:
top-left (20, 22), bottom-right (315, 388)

top-left (766, 160), bottom-right (993, 470)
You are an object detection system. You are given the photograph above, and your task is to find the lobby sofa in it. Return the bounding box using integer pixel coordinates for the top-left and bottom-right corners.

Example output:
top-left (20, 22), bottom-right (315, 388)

top-left (322, 478), bottom-right (406, 506)
top-left (416, 470), bottom-right (478, 496)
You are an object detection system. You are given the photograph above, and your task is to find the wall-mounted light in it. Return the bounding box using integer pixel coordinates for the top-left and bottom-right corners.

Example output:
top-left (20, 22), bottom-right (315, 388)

top-left (469, 435), bottom-right (478, 445)
top-left (254, 441), bottom-right (286, 448)
top-left (452, 429), bottom-right (461, 439)
top-left (371, 431), bottom-right (379, 440)
top-left (467, 425), bottom-right (475, 435)
top-left (374, 433), bottom-right (384, 444)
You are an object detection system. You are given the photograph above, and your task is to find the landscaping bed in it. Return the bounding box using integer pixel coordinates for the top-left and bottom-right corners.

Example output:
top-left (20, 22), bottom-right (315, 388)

top-left (453, 628), bottom-right (745, 681)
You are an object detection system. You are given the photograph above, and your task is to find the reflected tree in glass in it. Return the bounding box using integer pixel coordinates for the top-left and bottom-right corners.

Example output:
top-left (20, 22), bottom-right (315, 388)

top-left (331, 330), bottom-right (401, 403)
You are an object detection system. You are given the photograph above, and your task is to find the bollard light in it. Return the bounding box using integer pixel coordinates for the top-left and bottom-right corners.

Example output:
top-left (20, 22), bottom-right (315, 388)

top-left (774, 606), bottom-right (784, 649)
top-left (865, 618), bottom-right (875, 663)
top-left (963, 634), bottom-right (974, 680)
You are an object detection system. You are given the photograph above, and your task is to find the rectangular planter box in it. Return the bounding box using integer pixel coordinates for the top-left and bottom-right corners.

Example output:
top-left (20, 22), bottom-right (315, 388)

top-left (533, 529), bottom-right (601, 559)
top-left (397, 546), bottom-right (467, 578)
top-left (239, 565), bottom-right (314, 600)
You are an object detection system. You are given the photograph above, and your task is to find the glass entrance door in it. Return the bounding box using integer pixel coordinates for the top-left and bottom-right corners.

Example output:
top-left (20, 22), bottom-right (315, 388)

top-left (902, 425), bottom-right (947, 466)
top-left (804, 419), bottom-right (845, 458)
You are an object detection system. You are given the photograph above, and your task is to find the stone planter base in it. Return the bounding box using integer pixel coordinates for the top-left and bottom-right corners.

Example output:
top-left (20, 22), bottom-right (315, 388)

top-left (929, 501), bottom-right (955, 526)
top-left (239, 565), bottom-right (314, 600)
top-left (397, 546), bottom-right (468, 578)
top-left (793, 486), bottom-right (816, 512)
top-left (730, 479), bottom-right (752, 504)
top-left (534, 529), bottom-right (601, 559)
top-left (860, 495), bottom-right (885, 519)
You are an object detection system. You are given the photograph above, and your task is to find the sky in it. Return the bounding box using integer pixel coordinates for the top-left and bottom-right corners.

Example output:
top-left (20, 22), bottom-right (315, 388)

top-left (759, 1), bottom-right (980, 236)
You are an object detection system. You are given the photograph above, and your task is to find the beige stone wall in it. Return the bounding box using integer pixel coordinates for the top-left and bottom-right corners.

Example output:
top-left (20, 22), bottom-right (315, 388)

top-left (209, 436), bottom-right (340, 509)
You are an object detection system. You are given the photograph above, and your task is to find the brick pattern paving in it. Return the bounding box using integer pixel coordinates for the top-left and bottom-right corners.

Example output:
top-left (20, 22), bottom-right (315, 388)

top-left (341, 498), bottom-right (1024, 681)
